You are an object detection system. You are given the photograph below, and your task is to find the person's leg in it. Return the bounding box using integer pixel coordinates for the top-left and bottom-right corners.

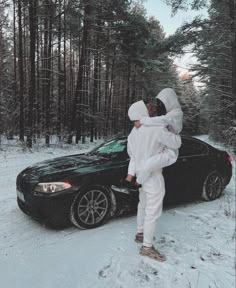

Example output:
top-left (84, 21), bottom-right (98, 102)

top-left (142, 173), bottom-right (165, 247)
top-left (137, 187), bottom-right (146, 235)
top-left (137, 148), bottom-right (177, 185)
top-left (140, 173), bottom-right (166, 261)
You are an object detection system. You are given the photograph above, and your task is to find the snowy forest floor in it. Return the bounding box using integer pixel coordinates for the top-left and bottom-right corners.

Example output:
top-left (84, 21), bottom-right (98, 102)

top-left (0, 135), bottom-right (235, 288)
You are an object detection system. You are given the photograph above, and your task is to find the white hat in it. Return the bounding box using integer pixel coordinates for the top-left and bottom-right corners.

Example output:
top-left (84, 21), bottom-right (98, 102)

top-left (156, 88), bottom-right (181, 112)
top-left (128, 100), bottom-right (149, 121)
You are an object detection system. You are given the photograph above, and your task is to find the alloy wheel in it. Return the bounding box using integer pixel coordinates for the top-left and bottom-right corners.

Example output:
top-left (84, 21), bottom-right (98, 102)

top-left (202, 171), bottom-right (223, 201)
top-left (77, 189), bottom-right (109, 226)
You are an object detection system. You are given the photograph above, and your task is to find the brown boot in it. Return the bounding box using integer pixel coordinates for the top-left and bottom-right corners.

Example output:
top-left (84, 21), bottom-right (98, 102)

top-left (140, 246), bottom-right (166, 262)
top-left (134, 233), bottom-right (143, 243)
top-left (134, 233), bottom-right (155, 244)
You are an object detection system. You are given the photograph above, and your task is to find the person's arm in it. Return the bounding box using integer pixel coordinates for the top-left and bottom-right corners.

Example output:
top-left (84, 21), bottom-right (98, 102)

top-left (127, 138), bottom-right (135, 177)
top-left (165, 109), bottom-right (183, 134)
top-left (141, 109), bottom-right (183, 134)
top-left (159, 128), bottom-right (182, 149)
top-left (140, 115), bottom-right (167, 127)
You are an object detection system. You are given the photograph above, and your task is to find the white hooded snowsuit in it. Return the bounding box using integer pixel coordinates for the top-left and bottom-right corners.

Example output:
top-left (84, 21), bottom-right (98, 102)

top-left (127, 100), bottom-right (181, 247)
top-left (137, 88), bottom-right (183, 184)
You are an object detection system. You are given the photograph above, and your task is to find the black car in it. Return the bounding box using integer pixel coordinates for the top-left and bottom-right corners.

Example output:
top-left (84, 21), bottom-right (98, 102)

top-left (16, 136), bottom-right (232, 229)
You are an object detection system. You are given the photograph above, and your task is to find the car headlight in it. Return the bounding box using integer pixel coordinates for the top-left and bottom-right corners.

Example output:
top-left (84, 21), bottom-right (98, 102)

top-left (34, 182), bottom-right (72, 193)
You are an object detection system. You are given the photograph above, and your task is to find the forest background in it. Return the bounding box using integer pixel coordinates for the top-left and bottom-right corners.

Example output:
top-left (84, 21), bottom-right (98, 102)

top-left (0, 0), bottom-right (235, 150)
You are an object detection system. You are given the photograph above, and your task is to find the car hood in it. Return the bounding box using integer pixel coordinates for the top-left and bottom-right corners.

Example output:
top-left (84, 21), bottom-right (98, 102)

top-left (18, 154), bottom-right (116, 183)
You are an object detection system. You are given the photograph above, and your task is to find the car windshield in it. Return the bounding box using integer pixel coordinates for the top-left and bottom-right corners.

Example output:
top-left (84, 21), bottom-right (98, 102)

top-left (88, 138), bottom-right (127, 159)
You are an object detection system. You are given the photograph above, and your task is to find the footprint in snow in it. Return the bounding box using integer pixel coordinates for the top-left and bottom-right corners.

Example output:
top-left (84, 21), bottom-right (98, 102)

top-left (98, 263), bottom-right (112, 278)
top-left (129, 260), bottom-right (159, 283)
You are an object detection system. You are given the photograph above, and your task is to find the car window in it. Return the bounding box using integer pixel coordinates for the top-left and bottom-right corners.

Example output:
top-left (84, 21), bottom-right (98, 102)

top-left (89, 138), bottom-right (128, 159)
top-left (179, 138), bottom-right (208, 157)
top-left (97, 140), bottom-right (126, 154)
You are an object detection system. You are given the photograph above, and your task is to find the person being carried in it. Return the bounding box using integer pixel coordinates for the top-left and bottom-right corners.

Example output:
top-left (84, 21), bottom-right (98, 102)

top-left (126, 88), bottom-right (183, 188)
top-left (127, 100), bottom-right (181, 261)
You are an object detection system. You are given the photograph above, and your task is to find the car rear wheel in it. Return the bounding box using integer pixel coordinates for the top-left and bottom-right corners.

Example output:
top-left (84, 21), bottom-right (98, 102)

top-left (70, 186), bottom-right (111, 229)
top-left (201, 171), bottom-right (223, 201)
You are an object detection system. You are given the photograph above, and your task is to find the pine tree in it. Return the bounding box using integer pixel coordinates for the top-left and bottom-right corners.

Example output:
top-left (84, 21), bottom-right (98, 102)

top-left (166, 0), bottom-right (236, 147)
top-left (0, 0), bottom-right (196, 145)
top-left (178, 76), bottom-right (200, 135)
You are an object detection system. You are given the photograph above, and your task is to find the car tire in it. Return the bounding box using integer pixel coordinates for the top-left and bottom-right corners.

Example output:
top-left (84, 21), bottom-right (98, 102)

top-left (70, 185), bottom-right (112, 229)
top-left (201, 171), bottom-right (224, 201)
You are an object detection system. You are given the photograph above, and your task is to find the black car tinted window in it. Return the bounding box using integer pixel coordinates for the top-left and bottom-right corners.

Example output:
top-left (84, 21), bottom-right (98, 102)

top-left (179, 138), bottom-right (208, 157)
top-left (89, 138), bottom-right (128, 159)
top-left (97, 139), bottom-right (126, 153)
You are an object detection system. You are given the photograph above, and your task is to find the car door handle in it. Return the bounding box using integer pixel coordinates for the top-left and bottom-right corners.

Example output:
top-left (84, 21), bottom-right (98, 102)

top-left (181, 158), bottom-right (187, 162)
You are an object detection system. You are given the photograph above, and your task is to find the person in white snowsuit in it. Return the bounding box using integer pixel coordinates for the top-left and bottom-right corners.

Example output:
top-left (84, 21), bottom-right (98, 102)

top-left (128, 88), bottom-right (183, 185)
top-left (127, 100), bottom-right (181, 260)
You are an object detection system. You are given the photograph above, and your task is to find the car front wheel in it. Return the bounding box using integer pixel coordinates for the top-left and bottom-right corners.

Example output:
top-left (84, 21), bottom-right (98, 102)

top-left (70, 185), bottom-right (112, 229)
top-left (201, 171), bottom-right (224, 201)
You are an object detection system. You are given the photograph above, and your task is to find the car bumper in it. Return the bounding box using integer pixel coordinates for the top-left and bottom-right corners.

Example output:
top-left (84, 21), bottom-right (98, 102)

top-left (17, 190), bottom-right (77, 227)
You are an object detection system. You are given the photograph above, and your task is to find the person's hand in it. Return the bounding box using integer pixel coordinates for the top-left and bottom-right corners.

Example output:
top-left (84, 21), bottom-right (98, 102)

top-left (126, 174), bottom-right (134, 182)
top-left (134, 120), bottom-right (141, 128)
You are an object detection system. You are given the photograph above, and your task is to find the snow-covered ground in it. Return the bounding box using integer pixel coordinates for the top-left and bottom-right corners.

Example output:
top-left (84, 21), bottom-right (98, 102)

top-left (0, 136), bottom-right (235, 288)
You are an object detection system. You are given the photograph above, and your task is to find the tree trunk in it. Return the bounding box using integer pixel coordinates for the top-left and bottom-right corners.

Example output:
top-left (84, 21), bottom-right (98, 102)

top-left (63, 0), bottom-right (67, 133)
top-left (104, 47), bottom-right (115, 136)
top-left (46, 15), bottom-right (52, 146)
top-left (71, 1), bottom-right (90, 143)
top-left (67, 32), bottom-right (74, 144)
top-left (104, 27), bottom-right (110, 136)
top-left (57, 0), bottom-right (62, 140)
top-left (36, 9), bottom-right (40, 138)
top-left (27, 0), bottom-right (37, 148)
top-left (230, 0), bottom-right (236, 115)
top-left (90, 49), bottom-right (99, 142)
top-left (17, 0), bottom-right (24, 141)
top-left (45, 0), bottom-right (53, 146)
top-left (13, 0), bottom-right (17, 126)
top-left (0, 22), bottom-right (2, 141)
top-left (124, 60), bottom-right (131, 134)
